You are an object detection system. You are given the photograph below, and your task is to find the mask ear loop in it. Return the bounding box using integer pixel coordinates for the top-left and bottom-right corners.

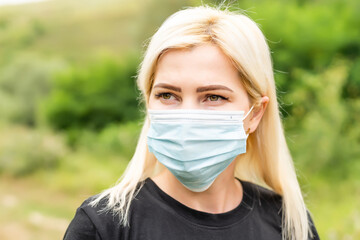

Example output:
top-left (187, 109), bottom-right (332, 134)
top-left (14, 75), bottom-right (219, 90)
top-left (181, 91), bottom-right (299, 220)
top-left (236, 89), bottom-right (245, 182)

top-left (242, 105), bottom-right (254, 121)
top-left (242, 105), bottom-right (255, 138)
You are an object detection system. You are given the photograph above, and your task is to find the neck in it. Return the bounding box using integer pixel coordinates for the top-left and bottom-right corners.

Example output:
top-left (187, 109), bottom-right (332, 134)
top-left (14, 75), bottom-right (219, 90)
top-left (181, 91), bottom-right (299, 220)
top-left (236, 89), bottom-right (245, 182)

top-left (151, 161), bottom-right (243, 214)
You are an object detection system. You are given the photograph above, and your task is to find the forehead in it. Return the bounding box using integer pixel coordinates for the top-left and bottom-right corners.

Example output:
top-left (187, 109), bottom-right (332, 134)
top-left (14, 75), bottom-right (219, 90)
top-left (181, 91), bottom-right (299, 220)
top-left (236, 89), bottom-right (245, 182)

top-left (153, 44), bottom-right (243, 89)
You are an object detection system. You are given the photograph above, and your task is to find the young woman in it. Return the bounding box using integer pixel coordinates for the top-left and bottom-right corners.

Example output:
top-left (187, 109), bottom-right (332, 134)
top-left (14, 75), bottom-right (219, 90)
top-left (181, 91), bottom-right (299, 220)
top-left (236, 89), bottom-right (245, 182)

top-left (64, 5), bottom-right (319, 240)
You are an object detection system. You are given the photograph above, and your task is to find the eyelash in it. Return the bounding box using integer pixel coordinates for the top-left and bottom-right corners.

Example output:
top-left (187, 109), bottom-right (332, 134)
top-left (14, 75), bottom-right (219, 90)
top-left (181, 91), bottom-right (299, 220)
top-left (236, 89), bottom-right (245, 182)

top-left (154, 92), bottom-right (229, 102)
top-left (205, 94), bottom-right (229, 102)
top-left (155, 93), bottom-right (177, 100)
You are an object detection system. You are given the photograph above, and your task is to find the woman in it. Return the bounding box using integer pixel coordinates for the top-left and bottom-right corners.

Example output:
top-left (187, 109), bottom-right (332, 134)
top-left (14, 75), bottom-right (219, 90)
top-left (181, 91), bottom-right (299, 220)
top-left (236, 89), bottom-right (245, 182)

top-left (64, 5), bottom-right (319, 240)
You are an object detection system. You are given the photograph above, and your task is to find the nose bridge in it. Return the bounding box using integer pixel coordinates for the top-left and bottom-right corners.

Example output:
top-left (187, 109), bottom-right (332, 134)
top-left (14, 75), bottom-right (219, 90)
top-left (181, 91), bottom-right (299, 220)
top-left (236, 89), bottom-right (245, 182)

top-left (181, 94), bottom-right (200, 110)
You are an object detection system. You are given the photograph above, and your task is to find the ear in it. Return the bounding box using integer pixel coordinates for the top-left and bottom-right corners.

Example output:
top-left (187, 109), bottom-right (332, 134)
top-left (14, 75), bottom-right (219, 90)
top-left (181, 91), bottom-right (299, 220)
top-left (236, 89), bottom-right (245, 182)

top-left (247, 96), bottom-right (269, 134)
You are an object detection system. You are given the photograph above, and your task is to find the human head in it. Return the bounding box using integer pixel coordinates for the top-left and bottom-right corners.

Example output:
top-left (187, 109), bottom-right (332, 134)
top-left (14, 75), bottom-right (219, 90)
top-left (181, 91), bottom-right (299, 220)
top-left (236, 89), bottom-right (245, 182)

top-left (137, 5), bottom-right (278, 175)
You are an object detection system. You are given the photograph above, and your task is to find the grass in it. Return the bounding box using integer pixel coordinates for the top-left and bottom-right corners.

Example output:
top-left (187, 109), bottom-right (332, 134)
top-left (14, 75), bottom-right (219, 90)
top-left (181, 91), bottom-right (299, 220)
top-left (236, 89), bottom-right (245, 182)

top-left (306, 177), bottom-right (360, 239)
top-left (0, 176), bottom-right (73, 240)
top-left (0, 123), bottom-right (132, 239)
top-left (0, 150), bottom-right (129, 240)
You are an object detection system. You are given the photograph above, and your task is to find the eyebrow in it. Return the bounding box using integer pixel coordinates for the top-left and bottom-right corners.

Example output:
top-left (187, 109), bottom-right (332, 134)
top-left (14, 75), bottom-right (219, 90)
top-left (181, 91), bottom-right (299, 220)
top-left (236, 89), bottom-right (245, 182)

top-left (153, 83), bottom-right (181, 92)
top-left (196, 85), bottom-right (233, 93)
top-left (153, 83), bottom-right (234, 93)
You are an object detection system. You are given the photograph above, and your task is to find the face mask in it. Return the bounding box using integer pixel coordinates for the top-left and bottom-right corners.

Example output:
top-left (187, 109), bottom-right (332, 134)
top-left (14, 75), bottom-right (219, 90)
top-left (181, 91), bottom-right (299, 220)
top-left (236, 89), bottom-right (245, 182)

top-left (147, 106), bottom-right (254, 192)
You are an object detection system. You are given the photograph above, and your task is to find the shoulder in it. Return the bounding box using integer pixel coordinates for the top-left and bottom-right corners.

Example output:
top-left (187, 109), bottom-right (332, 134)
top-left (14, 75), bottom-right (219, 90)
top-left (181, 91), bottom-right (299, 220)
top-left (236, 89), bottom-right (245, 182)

top-left (78, 194), bottom-right (112, 218)
top-left (64, 180), bottom-right (148, 240)
top-left (241, 180), bottom-right (320, 240)
top-left (63, 196), bottom-right (101, 240)
top-left (241, 180), bottom-right (283, 208)
top-left (63, 195), bottom-right (123, 240)
top-left (241, 180), bottom-right (283, 228)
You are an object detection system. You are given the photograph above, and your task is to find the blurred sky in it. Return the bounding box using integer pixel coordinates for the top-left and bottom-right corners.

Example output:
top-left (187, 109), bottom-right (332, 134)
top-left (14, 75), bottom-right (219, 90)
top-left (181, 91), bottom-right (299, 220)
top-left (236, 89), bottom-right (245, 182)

top-left (0, 0), bottom-right (48, 6)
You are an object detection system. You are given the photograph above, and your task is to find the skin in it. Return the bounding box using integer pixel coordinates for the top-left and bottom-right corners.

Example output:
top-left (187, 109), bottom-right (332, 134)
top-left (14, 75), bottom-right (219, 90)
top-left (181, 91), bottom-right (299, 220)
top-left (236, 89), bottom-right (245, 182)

top-left (148, 43), bottom-right (269, 214)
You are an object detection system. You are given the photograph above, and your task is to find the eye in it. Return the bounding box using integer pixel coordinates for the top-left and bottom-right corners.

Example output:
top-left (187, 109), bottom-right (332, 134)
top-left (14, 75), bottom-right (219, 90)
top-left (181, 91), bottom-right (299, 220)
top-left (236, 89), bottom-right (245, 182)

top-left (205, 94), bottom-right (228, 102)
top-left (208, 95), bottom-right (220, 101)
top-left (154, 92), bottom-right (178, 101)
top-left (161, 93), bottom-right (172, 99)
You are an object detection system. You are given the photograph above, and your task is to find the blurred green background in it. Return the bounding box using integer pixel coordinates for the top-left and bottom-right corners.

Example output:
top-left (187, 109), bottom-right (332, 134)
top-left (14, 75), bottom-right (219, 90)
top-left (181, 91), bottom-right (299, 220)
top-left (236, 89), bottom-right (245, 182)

top-left (0, 0), bottom-right (359, 239)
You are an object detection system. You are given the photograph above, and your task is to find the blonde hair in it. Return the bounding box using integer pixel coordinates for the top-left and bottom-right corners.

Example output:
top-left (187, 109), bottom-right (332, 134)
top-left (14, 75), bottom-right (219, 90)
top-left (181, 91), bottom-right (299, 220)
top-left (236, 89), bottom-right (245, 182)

top-left (91, 5), bottom-right (312, 240)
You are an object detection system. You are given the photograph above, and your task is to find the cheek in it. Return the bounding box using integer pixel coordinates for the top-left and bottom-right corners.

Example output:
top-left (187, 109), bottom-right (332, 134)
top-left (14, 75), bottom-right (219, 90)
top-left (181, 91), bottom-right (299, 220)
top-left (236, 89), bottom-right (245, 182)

top-left (242, 118), bottom-right (251, 132)
top-left (148, 94), bottom-right (173, 110)
top-left (148, 94), bottom-right (156, 109)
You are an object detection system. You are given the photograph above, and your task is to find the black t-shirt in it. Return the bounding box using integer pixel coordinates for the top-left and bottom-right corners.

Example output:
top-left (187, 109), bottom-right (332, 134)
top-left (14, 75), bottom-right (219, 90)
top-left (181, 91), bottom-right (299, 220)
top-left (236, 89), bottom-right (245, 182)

top-left (63, 178), bottom-right (320, 240)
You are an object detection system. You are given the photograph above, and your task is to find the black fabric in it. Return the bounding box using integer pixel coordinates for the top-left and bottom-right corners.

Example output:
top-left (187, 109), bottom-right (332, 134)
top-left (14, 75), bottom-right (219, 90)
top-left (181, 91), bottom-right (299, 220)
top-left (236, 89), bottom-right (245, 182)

top-left (63, 178), bottom-right (320, 240)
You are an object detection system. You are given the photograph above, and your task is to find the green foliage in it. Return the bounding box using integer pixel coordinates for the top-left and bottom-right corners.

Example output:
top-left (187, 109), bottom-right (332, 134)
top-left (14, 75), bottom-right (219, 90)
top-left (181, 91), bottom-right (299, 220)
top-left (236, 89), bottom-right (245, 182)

top-left (0, 121), bottom-right (140, 178)
top-left (234, 0), bottom-right (360, 98)
top-left (0, 54), bottom-right (66, 126)
top-left (343, 58), bottom-right (360, 98)
top-left (0, 125), bottom-right (68, 177)
top-left (136, 0), bottom-right (192, 40)
top-left (74, 121), bottom-right (141, 159)
top-left (0, 18), bottom-right (8, 29)
top-left (43, 55), bottom-right (142, 132)
top-left (306, 177), bottom-right (360, 239)
top-left (16, 19), bottom-right (47, 47)
top-left (285, 60), bottom-right (360, 179)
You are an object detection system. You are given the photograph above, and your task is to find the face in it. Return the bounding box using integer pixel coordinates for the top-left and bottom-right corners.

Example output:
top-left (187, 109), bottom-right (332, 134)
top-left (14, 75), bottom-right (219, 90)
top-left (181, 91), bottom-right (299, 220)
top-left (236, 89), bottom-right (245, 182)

top-left (148, 44), bottom-right (251, 113)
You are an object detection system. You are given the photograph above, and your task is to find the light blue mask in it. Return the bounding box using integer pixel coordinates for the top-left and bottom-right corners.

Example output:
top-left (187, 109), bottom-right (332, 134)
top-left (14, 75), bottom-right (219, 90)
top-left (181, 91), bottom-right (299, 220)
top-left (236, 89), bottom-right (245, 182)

top-left (147, 107), bottom-right (253, 192)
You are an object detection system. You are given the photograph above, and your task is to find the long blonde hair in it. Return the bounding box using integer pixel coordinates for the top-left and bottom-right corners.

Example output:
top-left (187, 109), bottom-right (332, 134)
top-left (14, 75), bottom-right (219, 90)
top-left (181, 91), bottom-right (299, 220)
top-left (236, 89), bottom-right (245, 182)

top-left (91, 5), bottom-right (312, 240)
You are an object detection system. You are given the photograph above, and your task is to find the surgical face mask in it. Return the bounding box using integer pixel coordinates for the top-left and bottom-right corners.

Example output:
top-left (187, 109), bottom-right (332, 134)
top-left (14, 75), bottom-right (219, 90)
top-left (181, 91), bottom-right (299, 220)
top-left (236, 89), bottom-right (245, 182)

top-left (147, 106), bottom-right (254, 192)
